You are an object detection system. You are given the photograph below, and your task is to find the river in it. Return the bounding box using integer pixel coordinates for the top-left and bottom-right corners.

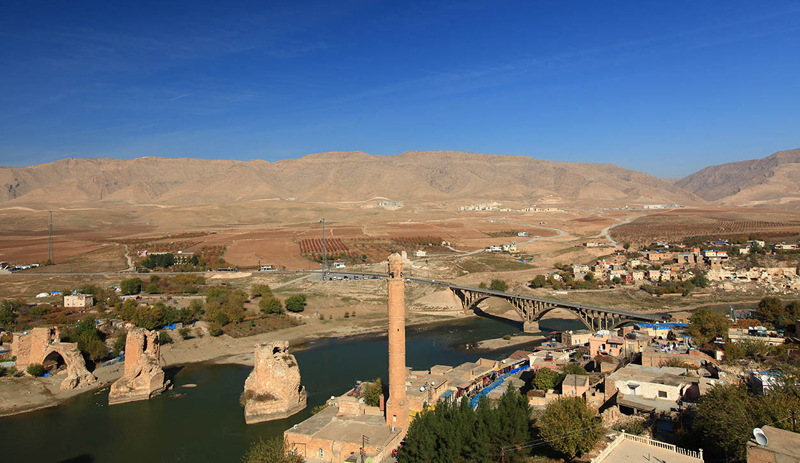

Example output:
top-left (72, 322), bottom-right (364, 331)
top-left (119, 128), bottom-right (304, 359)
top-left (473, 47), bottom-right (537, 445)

top-left (0, 317), bottom-right (585, 463)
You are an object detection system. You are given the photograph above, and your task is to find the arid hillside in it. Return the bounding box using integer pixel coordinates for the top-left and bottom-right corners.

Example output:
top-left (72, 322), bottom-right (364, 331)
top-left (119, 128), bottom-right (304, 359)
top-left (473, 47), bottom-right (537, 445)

top-left (0, 151), bottom-right (700, 207)
top-left (676, 148), bottom-right (800, 206)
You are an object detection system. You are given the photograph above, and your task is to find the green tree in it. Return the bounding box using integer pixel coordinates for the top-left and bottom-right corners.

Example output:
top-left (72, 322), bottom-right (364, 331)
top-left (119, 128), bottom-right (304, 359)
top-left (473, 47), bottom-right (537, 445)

top-left (530, 275), bottom-right (547, 288)
top-left (120, 278), bottom-right (143, 295)
top-left (478, 282), bottom-right (488, 289)
top-left (70, 316), bottom-right (109, 362)
top-left (532, 368), bottom-right (563, 390)
top-left (242, 436), bottom-right (304, 463)
top-left (111, 332), bottom-right (127, 357)
top-left (203, 287), bottom-right (247, 325)
top-left (141, 253), bottom-right (175, 269)
top-left (757, 296), bottom-right (785, 326)
top-left (538, 397), bottom-right (603, 459)
top-left (584, 272), bottom-right (595, 282)
top-left (361, 378), bottom-right (383, 407)
top-left (260, 296), bottom-right (284, 314)
top-left (691, 271), bottom-right (709, 288)
top-left (285, 294), bottom-right (307, 313)
top-left (251, 284), bottom-right (273, 298)
top-left (563, 363), bottom-right (587, 375)
top-left (687, 307), bottom-right (730, 345)
top-left (694, 383), bottom-right (759, 461)
top-left (489, 279), bottom-right (509, 292)
top-left (0, 299), bottom-right (22, 329)
top-left (623, 242), bottom-right (631, 251)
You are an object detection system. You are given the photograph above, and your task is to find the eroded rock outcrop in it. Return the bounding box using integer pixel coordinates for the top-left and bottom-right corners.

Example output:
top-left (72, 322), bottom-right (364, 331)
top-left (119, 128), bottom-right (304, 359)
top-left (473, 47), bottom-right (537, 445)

top-left (109, 328), bottom-right (169, 405)
top-left (12, 327), bottom-right (97, 390)
top-left (243, 341), bottom-right (307, 424)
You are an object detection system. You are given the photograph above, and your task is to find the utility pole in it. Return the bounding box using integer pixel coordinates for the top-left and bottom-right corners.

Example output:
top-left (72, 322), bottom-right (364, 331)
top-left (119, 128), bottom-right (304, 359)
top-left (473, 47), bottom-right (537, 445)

top-left (360, 435), bottom-right (369, 462)
top-left (48, 210), bottom-right (53, 263)
top-left (320, 217), bottom-right (327, 281)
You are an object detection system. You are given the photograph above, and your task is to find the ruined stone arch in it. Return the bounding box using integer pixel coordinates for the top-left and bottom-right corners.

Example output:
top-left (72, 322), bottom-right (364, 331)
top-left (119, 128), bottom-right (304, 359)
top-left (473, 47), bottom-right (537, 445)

top-left (11, 327), bottom-right (97, 390)
top-left (42, 349), bottom-right (67, 371)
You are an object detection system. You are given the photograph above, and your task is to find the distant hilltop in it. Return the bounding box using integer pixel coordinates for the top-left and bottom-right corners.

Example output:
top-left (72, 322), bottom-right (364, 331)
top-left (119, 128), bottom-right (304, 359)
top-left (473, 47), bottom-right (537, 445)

top-left (0, 148), bottom-right (797, 208)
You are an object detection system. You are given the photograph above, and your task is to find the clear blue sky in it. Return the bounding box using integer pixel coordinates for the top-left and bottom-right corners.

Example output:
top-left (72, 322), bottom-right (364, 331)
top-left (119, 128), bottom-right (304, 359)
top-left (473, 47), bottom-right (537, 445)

top-left (1, 1), bottom-right (799, 177)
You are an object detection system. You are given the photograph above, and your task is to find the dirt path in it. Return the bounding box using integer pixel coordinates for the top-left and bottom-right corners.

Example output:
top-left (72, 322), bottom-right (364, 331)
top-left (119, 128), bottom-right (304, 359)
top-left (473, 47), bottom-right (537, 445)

top-left (122, 244), bottom-right (134, 272)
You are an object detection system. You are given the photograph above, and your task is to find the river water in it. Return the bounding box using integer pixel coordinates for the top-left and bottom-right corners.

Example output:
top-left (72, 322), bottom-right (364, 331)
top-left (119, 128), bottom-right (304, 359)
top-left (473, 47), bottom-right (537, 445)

top-left (0, 317), bottom-right (584, 463)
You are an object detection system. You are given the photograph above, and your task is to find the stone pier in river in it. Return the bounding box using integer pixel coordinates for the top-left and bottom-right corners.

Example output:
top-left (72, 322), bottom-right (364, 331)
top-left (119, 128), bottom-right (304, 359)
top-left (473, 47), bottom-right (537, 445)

top-left (109, 328), bottom-right (169, 405)
top-left (243, 341), bottom-right (307, 424)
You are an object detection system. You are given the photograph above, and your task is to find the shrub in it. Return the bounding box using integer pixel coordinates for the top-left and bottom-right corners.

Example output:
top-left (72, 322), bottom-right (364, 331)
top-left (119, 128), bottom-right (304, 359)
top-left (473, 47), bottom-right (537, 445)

top-left (158, 330), bottom-right (173, 344)
top-left (489, 279), bottom-right (508, 292)
top-left (208, 322), bottom-right (223, 337)
top-left (503, 334), bottom-right (512, 341)
top-left (111, 332), bottom-right (127, 357)
top-left (310, 403), bottom-right (329, 415)
top-left (259, 296), bottom-right (284, 314)
top-left (285, 294), bottom-right (307, 313)
top-left (344, 311), bottom-right (350, 318)
top-left (27, 363), bottom-right (45, 377)
top-left (251, 284), bottom-right (273, 299)
top-left (178, 327), bottom-right (192, 339)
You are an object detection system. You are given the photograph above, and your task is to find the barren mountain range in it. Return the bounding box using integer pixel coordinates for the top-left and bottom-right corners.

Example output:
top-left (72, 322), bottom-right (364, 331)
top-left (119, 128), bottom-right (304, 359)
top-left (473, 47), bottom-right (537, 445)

top-left (0, 149), bottom-right (797, 208)
top-left (675, 148), bottom-right (800, 206)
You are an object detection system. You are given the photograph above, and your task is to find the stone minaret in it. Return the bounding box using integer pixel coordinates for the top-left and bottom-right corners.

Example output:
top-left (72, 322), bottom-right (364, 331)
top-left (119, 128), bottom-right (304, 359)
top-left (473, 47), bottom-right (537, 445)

top-left (386, 253), bottom-right (408, 431)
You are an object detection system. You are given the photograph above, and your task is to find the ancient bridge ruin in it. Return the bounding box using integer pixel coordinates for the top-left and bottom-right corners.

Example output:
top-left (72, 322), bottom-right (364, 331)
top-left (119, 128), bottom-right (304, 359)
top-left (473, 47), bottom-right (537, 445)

top-left (447, 284), bottom-right (663, 332)
top-left (11, 327), bottom-right (97, 390)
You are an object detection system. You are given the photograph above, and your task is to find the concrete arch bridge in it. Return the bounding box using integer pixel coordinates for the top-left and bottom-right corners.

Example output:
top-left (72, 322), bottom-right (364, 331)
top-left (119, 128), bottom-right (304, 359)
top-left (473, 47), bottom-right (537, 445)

top-left (447, 284), bottom-right (662, 333)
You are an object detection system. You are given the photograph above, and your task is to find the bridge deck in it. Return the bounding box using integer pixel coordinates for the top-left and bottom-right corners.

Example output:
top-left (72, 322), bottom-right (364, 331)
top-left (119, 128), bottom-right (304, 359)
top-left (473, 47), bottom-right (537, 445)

top-left (446, 284), bottom-right (663, 322)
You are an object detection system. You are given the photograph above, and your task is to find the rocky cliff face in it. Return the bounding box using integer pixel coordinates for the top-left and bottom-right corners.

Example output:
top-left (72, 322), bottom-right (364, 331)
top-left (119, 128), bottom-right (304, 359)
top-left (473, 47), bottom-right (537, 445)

top-left (243, 341), bottom-right (307, 424)
top-left (108, 328), bottom-right (168, 405)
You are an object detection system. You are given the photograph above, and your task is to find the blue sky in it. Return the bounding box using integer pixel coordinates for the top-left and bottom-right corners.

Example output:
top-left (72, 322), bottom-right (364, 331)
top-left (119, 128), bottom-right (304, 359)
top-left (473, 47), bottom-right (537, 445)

top-left (1, 1), bottom-right (799, 177)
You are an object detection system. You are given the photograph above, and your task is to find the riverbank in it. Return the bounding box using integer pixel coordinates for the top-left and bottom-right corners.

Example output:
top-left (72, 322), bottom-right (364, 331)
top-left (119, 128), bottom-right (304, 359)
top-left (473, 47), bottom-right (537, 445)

top-left (472, 334), bottom-right (545, 351)
top-left (0, 311), bottom-right (472, 418)
top-left (0, 362), bottom-right (124, 418)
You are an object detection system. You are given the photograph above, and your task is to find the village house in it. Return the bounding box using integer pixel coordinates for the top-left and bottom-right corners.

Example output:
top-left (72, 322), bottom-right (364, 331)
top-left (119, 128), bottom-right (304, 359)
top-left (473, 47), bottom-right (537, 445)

top-left (561, 374), bottom-right (590, 398)
top-left (64, 293), bottom-right (94, 309)
top-left (561, 330), bottom-right (593, 347)
top-left (589, 331), bottom-right (625, 357)
top-left (641, 342), bottom-right (718, 368)
top-left (605, 365), bottom-right (700, 414)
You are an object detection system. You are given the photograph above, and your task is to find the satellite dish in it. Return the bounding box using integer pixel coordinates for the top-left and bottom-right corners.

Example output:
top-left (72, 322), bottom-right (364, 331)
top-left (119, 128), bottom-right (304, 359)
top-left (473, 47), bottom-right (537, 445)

top-left (753, 428), bottom-right (769, 446)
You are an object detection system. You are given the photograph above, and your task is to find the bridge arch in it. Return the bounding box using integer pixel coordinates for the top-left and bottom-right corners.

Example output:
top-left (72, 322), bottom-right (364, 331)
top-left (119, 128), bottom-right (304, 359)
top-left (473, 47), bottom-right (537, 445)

top-left (448, 285), bottom-right (662, 333)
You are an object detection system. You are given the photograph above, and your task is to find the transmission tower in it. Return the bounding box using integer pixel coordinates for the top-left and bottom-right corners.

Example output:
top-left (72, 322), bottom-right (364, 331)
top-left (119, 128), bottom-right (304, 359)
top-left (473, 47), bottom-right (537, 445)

top-left (320, 217), bottom-right (328, 281)
top-left (48, 210), bottom-right (53, 263)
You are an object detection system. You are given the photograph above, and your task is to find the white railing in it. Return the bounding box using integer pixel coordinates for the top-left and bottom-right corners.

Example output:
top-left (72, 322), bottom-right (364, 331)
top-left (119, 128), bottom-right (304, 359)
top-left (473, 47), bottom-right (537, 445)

top-left (592, 433), bottom-right (703, 462)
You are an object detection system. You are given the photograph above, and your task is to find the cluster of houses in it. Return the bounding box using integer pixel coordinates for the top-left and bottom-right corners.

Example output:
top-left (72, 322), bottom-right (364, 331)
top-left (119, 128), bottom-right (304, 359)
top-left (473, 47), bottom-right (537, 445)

top-left (563, 239), bottom-right (800, 288)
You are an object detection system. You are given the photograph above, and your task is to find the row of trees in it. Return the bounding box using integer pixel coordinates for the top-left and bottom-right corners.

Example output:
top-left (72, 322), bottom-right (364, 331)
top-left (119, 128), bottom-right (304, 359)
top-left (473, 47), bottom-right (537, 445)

top-left (253, 284), bottom-right (306, 315)
top-left (398, 387), bottom-right (603, 462)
